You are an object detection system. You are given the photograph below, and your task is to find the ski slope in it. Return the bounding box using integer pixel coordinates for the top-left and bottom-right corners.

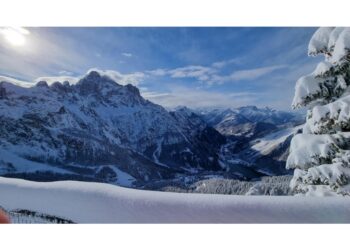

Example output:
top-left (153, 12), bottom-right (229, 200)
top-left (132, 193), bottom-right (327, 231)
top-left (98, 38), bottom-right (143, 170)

top-left (1, 177), bottom-right (350, 223)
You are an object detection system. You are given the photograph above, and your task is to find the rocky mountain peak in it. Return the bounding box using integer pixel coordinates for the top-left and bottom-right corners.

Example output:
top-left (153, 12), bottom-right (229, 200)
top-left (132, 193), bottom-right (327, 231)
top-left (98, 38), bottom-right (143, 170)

top-left (75, 71), bottom-right (120, 97)
top-left (36, 81), bottom-right (49, 88)
top-left (85, 70), bottom-right (101, 80)
top-left (124, 83), bottom-right (141, 97)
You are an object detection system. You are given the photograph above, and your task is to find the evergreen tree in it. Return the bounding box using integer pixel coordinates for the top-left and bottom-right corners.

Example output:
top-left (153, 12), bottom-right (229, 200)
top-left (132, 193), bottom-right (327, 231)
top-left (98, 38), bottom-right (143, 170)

top-left (287, 27), bottom-right (350, 195)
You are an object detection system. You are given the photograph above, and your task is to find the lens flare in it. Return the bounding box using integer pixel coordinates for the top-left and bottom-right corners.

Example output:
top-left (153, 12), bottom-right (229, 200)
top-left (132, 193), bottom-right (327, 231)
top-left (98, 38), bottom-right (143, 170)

top-left (1, 27), bottom-right (29, 47)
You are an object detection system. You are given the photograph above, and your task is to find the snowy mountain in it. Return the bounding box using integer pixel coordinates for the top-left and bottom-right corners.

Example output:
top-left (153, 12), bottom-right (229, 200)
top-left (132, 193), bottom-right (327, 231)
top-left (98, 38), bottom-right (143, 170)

top-left (193, 106), bottom-right (304, 177)
top-left (216, 125), bottom-right (302, 178)
top-left (0, 70), bottom-right (225, 185)
top-left (198, 106), bottom-right (303, 137)
top-left (243, 125), bottom-right (303, 175)
top-left (0, 70), bottom-right (304, 188)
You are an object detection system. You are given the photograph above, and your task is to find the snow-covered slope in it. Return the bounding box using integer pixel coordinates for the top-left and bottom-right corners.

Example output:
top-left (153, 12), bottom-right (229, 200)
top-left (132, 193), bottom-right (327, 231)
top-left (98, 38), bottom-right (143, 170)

top-left (250, 125), bottom-right (303, 158)
top-left (1, 177), bottom-right (350, 223)
top-left (246, 125), bottom-right (303, 175)
top-left (218, 125), bottom-right (302, 177)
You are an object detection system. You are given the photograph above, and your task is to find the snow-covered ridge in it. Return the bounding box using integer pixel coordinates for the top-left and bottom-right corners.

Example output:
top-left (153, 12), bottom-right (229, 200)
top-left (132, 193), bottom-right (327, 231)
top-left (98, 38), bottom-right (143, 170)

top-left (251, 125), bottom-right (302, 156)
top-left (1, 177), bottom-right (350, 223)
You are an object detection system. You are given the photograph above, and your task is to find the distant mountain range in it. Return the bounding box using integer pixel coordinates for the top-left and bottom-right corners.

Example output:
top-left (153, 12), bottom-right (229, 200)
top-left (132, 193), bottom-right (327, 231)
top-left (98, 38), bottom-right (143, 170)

top-left (197, 106), bottom-right (303, 138)
top-left (0, 71), bottom-right (304, 187)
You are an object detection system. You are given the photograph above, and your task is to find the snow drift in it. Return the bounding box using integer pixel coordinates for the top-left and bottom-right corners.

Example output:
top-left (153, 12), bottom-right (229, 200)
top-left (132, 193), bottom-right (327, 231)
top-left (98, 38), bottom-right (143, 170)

top-left (1, 177), bottom-right (350, 223)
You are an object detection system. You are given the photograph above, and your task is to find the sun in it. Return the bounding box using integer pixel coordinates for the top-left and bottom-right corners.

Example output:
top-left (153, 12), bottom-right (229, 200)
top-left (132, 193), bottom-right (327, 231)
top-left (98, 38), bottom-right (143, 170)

top-left (1, 27), bottom-right (29, 47)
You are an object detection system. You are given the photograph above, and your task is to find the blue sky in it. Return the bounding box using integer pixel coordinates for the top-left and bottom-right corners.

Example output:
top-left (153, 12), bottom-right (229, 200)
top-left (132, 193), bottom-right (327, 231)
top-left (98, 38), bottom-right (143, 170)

top-left (0, 27), bottom-right (321, 110)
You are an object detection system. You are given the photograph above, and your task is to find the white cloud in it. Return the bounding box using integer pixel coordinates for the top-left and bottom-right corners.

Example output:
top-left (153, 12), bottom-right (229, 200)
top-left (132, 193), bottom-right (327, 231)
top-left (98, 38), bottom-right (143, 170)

top-left (211, 61), bottom-right (228, 69)
top-left (229, 65), bottom-right (286, 81)
top-left (35, 76), bottom-right (79, 85)
top-left (207, 65), bottom-right (287, 84)
top-left (122, 52), bottom-right (133, 57)
top-left (168, 65), bottom-right (215, 79)
top-left (147, 65), bottom-right (216, 82)
top-left (142, 91), bottom-right (172, 99)
top-left (138, 86), bottom-right (149, 92)
top-left (141, 86), bottom-right (258, 109)
top-left (0, 75), bottom-right (33, 88)
top-left (32, 68), bottom-right (146, 86)
top-left (211, 58), bottom-right (242, 68)
top-left (147, 68), bottom-right (168, 76)
top-left (58, 70), bottom-right (74, 76)
top-left (87, 68), bottom-right (145, 86)
top-left (147, 63), bottom-right (286, 85)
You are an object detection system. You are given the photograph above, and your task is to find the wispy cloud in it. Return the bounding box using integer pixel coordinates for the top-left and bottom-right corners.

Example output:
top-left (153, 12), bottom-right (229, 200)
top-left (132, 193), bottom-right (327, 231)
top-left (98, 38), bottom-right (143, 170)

top-left (35, 76), bottom-right (79, 85)
top-left (168, 65), bottom-right (216, 81)
top-left (58, 70), bottom-right (74, 76)
top-left (34, 68), bottom-right (146, 86)
top-left (122, 52), bottom-right (133, 57)
top-left (147, 65), bottom-right (216, 82)
top-left (211, 58), bottom-right (243, 68)
top-left (87, 68), bottom-right (145, 86)
top-left (201, 65), bottom-right (286, 85)
top-left (228, 65), bottom-right (287, 81)
top-left (147, 68), bottom-right (167, 76)
top-left (141, 86), bottom-right (258, 109)
top-left (147, 64), bottom-right (286, 85)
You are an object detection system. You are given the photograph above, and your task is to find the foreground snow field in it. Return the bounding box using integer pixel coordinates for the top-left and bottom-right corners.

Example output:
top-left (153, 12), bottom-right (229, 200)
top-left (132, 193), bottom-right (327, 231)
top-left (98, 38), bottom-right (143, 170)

top-left (1, 177), bottom-right (350, 223)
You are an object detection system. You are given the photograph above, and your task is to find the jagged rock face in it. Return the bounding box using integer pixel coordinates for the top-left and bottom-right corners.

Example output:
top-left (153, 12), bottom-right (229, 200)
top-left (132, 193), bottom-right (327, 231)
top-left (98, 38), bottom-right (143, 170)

top-left (0, 71), bottom-right (225, 184)
top-left (168, 107), bottom-right (226, 170)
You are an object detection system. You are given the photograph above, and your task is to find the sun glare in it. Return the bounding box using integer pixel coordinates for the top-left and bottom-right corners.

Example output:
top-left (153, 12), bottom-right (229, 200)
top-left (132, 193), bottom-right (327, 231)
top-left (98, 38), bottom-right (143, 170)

top-left (1, 27), bottom-right (29, 47)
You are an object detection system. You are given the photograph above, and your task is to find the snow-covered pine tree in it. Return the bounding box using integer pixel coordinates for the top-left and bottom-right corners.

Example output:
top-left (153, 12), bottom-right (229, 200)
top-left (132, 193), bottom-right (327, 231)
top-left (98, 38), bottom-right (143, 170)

top-left (287, 27), bottom-right (350, 196)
